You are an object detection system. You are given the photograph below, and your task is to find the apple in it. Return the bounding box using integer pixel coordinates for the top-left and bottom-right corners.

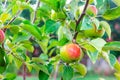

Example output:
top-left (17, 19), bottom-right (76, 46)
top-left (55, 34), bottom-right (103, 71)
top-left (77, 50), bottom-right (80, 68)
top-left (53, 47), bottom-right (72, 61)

top-left (0, 30), bottom-right (5, 43)
top-left (60, 43), bottom-right (82, 63)
top-left (84, 24), bottom-right (105, 38)
top-left (86, 5), bottom-right (98, 17)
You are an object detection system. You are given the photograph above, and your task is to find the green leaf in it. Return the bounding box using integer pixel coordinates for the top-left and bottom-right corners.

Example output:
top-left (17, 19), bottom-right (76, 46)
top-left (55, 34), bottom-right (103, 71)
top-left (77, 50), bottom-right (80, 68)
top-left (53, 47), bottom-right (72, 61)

top-left (39, 54), bottom-right (48, 61)
top-left (41, 0), bottom-right (59, 11)
top-left (22, 43), bottom-right (34, 52)
top-left (90, 38), bottom-right (106, 52)
top-left (60, 0), bottom-right (66, 9)
top-left (47, 64), bottom-right (53, 74)
top-left (58, 38), bottom-right (69, 46)
top-left (81, 16), bottom-right (93, 30)
top-left (49, 55), bottom-right (60, 64)
top-left (114, 73), bottom-right (120, 80)
top-left (83, 39), bottom-right (106, 63)
top-left (14, 55), bottom-right (23, 69)
top-left (31, 63), bottom-right (49, 75)
top-left (114, 60), bottom-right (120, 72)
top-left (0, 47), bottom-right (5, 61)
top-left (112, 0), bottom-right (120, 6)
top-left (101, 50), bottom-right (110, 64)
top-left (12, 4), bottom-right (19, 15)
top-left (58, 26), bottom-right (72, 41)
top-left (103, 41), bottom-right (120, 51)
top-left (39, 70), bottom-right (49, 80)
top-left (109, 54), bottom-right (116, 66)
top-left (26, 62), bottom-right (32, 72)
top-left (95, 0), bottom-right (110, 14)
top-left (87, 50), bottom-right (99, 64)
top-left (0, 66), bottom-right (6, 74)
top-left (21, 20), bottom-right (42, 40)
top-left (12, 32), bottom-right (31, 43)
top-left (37, 4), bottom-right (51, 19)
top-left (45, 19), bottom-right (61, 34)
top-left (103, 6), bottom-right (120, 20)
top-left (38, 36), bottom-right (49, 53)
top-left (32, 57), bottom-right (45, 64)
top-left (68, 0), bottom-right (79, 20)
top-left (20, 40), bottom-right (34, 52)
top-left (4, 73), bottom-right (16, 80)
top-left (9, 25), bottom-right (20, 34)
top-left (62, 65), bottom-right (73, 80)
top-left (71, 63), bottom-right (87, 76)
top-left (100, 21), bottom-right (111, 38)
top-left (48, 39), bottom-right (59, 49)
top-left (0, 47), bottom-right (7, 74)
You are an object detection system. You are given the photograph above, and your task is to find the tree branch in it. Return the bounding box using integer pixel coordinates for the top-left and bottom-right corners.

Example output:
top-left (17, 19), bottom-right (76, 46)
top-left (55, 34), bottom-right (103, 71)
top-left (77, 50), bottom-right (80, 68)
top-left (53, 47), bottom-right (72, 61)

top-left (72, 0), bottom-right (89, 43)
top-left (32, 0), bottom-right (40, 23)
top-left (7, 10), bottom-right (21, 25)
top-left (7, 0), bottom-right (29, 25)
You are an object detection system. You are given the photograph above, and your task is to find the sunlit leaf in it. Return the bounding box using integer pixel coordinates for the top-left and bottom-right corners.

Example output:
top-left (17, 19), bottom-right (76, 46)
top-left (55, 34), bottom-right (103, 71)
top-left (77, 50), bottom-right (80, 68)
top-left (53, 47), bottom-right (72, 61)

top-left (112, 0), bottom-right (120, 6)
top-left (103, 41), bottom-right (120, 51)
top-left (103, 6), bottom-right (120, 20)
top-left (62, 65), bottom-right (73, 80)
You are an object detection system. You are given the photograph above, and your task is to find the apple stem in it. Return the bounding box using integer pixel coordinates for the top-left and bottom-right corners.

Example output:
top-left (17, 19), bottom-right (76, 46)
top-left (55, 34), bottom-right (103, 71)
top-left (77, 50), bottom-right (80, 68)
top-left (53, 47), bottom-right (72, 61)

top-left (72, 0), bottom-right (89, 43)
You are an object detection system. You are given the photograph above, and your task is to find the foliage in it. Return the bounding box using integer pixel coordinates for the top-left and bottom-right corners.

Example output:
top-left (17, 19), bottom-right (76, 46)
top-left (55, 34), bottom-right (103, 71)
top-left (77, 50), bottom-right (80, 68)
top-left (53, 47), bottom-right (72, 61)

top-left (0, 0), bottom-right (120, 80)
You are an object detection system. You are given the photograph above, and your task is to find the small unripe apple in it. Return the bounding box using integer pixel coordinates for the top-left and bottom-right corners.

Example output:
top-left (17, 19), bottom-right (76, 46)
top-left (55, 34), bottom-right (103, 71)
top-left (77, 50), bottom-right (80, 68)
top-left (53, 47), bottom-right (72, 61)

top-left (86, 5), bottom-right (98, 17)
top-left (84, 25), bottom-right (105, 38)
top-left (60, 43), bottom-right (82, 63)
top-left (0, 30), bottom-right (5, 43)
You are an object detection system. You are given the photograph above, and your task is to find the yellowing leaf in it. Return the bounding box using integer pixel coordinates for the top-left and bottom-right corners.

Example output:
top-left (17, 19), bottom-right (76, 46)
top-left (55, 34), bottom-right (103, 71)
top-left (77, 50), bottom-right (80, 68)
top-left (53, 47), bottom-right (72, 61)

top-left (0, 13), bottom-right (10, 23)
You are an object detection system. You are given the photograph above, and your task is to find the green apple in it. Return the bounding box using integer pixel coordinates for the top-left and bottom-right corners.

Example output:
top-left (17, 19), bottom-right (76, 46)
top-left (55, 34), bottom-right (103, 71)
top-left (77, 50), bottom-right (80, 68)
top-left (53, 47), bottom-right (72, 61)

top-left (60, 43), bottom-right (82, 63)
top-left (84, 24), bottom-right (105, 38)
top-left (86, 5), bottom-right (98, 17)
top-left (0, 30), bottom-right (5, 44)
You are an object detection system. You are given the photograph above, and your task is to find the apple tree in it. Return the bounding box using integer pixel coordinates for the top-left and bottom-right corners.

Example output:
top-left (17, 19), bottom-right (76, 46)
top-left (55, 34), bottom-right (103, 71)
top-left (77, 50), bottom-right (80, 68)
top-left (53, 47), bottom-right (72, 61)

top-left (0, 0), bottom-right (120, 80)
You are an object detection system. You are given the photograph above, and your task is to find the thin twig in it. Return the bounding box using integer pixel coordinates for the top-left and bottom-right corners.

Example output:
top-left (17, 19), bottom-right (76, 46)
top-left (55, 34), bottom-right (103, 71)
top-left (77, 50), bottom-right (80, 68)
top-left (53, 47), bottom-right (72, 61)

top-left (72, 0), bottom-right (89, 43)
top-left (32, 0), bottom-right (40, 23)
top-left (53, 61), bottom-right (60, 80)
top-left (7, 10), bottom-right (22, 25)
top-left (23, 63), bottom-right (27, 80)
top-left (11, 53), bottom-right (24, 62)
top-left (6, 0), bottom-right (29, 26)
